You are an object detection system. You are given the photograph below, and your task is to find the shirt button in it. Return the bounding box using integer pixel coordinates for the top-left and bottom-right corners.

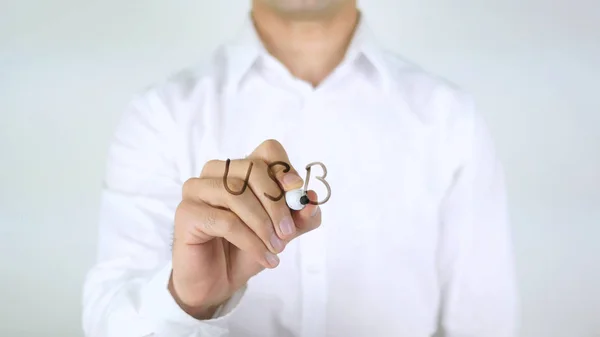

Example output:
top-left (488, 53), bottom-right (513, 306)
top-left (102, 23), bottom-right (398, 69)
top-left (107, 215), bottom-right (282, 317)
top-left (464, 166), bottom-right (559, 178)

top-left (306, 265), bottom-right (320, 275)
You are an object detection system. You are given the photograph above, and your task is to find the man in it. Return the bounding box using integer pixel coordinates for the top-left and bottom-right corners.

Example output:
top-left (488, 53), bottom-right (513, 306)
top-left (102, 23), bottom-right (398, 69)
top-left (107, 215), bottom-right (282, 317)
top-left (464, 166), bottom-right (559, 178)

top-left (82, 0), bottom-right (518, 336)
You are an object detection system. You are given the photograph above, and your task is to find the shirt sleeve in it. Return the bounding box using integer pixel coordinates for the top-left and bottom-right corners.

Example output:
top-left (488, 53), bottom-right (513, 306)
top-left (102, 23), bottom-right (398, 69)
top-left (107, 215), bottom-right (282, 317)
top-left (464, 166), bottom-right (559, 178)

top-left (82, 89), bottom-right (244, 337)
top-left (436, 100), bottom-right (519, 336)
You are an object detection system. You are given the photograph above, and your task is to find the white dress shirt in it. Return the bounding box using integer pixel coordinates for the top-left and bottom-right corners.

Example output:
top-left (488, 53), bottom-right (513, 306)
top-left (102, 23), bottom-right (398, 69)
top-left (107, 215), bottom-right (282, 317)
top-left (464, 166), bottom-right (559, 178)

top-left (82, 16), bottom-right (518, 337)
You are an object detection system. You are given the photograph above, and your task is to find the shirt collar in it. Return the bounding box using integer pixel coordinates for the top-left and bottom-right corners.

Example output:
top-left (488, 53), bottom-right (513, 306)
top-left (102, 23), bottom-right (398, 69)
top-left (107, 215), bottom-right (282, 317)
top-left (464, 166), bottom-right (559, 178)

top-left (224, 12), bottom-right (389, 91)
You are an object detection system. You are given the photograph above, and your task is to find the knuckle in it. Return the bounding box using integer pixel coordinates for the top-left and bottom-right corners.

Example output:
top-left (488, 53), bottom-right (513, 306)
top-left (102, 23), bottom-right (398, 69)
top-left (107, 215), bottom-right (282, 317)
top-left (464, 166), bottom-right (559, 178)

top-left (260, 139), bottom-right (283, 152)
top-left (246, 157), bottom-right (260, 167)
top-left (225, 177), bottom-right (246, 193)
top-left (176, 199), bottom-right (192, 212)
top-left (200, 159), bottom-right (222, 177)
top-left (208, 177), bottom-right (223, 190)
top-left (249, 158), bottom-right (267, 172)
top-left (182, 178), bottom-right (198, 197)
top-left (202, 209), bottom-right (219, 233)
top-left (174, 200), bottom-right (196, 230)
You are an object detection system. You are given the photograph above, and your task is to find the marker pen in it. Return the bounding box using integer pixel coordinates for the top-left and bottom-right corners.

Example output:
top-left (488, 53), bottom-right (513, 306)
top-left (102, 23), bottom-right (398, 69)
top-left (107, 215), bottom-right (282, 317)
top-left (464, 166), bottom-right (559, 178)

top-left (285, 188), bottom-right (311, 211)
top-left (284, 161), bottom-right (331, 210)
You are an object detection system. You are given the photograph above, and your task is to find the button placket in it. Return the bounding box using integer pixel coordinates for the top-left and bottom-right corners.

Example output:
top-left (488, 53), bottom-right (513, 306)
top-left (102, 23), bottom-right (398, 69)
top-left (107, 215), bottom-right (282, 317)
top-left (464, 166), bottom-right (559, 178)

top-left (299, 222), bottom-right (328, 337)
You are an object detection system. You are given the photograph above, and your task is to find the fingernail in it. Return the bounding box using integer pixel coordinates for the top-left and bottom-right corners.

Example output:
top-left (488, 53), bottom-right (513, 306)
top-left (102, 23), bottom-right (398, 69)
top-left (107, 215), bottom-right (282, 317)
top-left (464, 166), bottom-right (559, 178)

top-left (311, 206), bottom-right (320, 217)
top-left (265, 252), bottom-right (280, 268)
top-left (279, 216), bottom-right (295, 236)
top-left (283, 173), bottom-right (303, 188)
top-left (270, 233), bottom-right (285, 252)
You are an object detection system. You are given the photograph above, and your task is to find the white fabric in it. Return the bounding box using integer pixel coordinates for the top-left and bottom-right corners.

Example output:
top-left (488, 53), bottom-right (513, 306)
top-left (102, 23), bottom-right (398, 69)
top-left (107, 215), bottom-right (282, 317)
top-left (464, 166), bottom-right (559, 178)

top-left (82, 16), bottom-right (518, 337)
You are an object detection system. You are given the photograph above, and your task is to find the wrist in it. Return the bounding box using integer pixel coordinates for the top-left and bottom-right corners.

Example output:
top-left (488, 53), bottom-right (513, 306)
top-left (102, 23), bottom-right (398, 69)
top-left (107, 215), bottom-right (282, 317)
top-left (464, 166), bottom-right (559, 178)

top-left (168, 273), bottom-right (220, 320)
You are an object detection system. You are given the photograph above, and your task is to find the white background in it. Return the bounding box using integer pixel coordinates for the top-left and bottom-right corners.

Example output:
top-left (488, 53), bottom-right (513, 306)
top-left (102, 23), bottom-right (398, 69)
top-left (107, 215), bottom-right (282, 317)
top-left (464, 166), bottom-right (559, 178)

top-left (1, 0), bottom-right (599, 336)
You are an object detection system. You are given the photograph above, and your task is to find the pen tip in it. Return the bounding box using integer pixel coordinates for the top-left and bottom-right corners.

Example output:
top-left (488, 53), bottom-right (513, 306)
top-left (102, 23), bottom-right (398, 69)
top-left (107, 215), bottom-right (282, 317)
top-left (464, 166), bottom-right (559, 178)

top-left (300, 195), bottom-right (310, 205)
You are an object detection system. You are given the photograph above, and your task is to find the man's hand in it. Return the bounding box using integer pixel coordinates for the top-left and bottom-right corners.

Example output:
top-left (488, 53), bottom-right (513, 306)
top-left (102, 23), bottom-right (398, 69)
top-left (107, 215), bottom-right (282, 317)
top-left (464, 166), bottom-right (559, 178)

top-left (169, 139), bottom-right (322, 319)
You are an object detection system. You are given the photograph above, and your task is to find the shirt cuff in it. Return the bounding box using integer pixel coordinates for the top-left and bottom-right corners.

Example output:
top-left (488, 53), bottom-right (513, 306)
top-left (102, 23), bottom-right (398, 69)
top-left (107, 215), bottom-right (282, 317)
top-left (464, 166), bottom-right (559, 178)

top-left (139, 260), bottom-right (246, 336)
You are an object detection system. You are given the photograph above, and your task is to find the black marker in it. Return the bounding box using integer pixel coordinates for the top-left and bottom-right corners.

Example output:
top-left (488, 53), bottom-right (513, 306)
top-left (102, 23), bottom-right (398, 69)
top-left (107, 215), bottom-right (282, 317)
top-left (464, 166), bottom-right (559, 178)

top-left (285, 161), bottom-right (332, 210)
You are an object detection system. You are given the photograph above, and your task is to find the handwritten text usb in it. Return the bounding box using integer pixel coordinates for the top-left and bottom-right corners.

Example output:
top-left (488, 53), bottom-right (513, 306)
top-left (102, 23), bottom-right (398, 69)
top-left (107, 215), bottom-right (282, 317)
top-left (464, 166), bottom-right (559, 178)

top-left (222, 159), bottom-right (332, 211)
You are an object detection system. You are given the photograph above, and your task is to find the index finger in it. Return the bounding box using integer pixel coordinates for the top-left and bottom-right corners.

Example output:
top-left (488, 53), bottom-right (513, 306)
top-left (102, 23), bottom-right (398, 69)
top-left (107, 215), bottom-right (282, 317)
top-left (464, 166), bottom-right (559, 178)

top-left (249, 139), bottom-right (304, 191)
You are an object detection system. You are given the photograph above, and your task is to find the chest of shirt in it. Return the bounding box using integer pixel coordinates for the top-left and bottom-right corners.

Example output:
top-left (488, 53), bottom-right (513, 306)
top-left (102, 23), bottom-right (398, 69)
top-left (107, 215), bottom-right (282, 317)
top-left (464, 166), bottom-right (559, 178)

top-left (178, 84), bottom-right (455, 257)
top-left (172, 85), bottom-right (456, 335)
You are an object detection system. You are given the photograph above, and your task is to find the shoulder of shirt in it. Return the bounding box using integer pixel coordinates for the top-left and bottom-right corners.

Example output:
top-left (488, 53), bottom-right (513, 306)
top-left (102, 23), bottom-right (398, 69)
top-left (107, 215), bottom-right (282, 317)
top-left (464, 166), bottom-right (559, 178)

top-left (376, 48), bottom-right (476, 128)
top-left (128, 45), bottom-right (230, 120)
